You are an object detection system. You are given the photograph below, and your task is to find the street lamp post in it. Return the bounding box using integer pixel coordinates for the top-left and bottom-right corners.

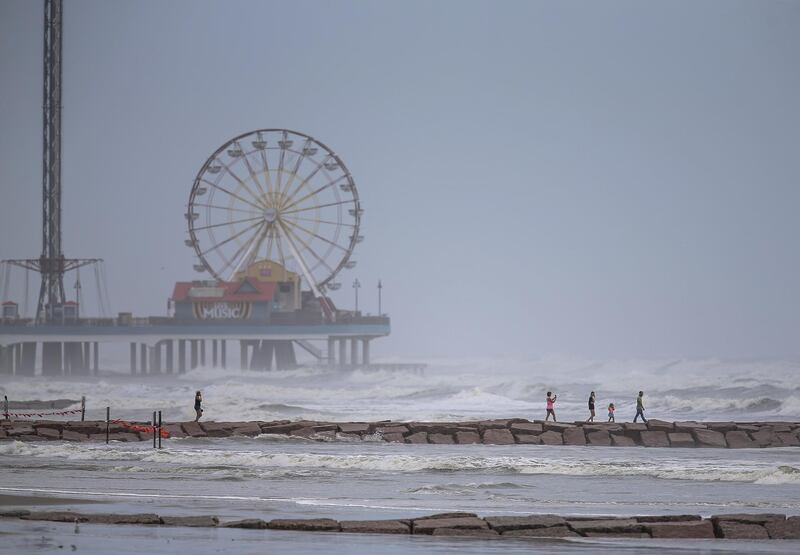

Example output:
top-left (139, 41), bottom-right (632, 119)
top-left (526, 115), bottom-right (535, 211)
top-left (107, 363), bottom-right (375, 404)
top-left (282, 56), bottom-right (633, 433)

top-left (353, 278), bottom-right (361, 313)
top-left (377, 279), bottom-right (382, 315)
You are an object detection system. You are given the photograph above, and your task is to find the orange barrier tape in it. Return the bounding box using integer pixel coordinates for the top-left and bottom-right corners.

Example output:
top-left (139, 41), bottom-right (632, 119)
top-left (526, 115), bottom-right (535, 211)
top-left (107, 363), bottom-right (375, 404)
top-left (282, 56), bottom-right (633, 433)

top-left (112, 419), bottom-right (170, 438)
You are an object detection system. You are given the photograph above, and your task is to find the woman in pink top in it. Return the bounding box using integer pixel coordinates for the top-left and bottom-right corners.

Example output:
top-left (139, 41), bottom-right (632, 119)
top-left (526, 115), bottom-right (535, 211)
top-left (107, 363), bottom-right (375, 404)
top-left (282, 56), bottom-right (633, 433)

top-left (545, 391), bottom-right (557, 422)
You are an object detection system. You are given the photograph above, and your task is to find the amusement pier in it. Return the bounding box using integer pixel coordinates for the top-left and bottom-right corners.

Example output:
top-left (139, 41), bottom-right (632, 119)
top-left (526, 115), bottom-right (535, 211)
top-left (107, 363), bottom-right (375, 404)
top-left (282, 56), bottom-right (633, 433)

top-left (0, 1), bottom-right (399, 376)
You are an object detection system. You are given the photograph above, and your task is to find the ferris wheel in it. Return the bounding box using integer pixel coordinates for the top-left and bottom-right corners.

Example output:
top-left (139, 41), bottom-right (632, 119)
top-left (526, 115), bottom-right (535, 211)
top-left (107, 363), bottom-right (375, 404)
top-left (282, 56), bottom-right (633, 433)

top-left (185, 129), bottom-right (362, 303)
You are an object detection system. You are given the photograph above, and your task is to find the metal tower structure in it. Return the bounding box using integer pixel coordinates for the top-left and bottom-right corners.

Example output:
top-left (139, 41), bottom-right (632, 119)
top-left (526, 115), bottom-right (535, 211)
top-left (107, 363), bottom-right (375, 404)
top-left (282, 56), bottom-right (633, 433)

top-left (4, 0), bottom-right (100, 323)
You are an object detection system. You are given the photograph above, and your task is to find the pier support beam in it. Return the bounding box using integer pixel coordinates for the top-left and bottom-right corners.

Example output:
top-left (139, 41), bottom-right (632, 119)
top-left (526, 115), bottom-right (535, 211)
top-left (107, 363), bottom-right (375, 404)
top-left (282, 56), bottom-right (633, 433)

top-left (327, 337), bottom-right (336, 366)
top-left (139, 343), bottom-right (148, 374)
top-left (274, 341), bottom-right (296, 370)
top-left (42, 342), bottom-right (63, 376)
top-left (153, 342), bottom-right (162, 373)
top-left (362, 338), bottom-right (370, 366)
top-left (93, 342), bottom-right (99, 374)
top-left (339, 339), bottom-right (347, 368)
top-left (0, 345), bottom-right (10, 375)
top-left (190, 340), bottom-right (198, 369)
top-left (240, 340), bottom-right (248, 370)
top-left (165, 340), bottom-right (174, 374)
top-left (178, 340), bottom-right (186, 373)
top-left (130, 342), bottom-right (137, 374)
top-left (200, 340), bottom-right (206, 366)
top-left (350, 338), bottom-right (359, 367)
top-left (220, 340), bottom-right (226, 369)
top-left (18, 342), bottom-right (36, 376)
top-left (212, 340), bottom-right (218, 367)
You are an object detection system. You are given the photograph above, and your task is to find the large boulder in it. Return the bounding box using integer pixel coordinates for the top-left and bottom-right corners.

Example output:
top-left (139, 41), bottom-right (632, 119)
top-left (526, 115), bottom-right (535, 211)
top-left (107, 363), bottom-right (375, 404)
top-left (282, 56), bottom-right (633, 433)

top-left (161, 515), bottom-right (219, 527)
top-left (777, 432), bottom-right (800, 447)
top-left (221, 519), bottom-right (269, 529)
top-left (706, 422), bottom-right (736, 433)
top-left (610, 434), bottom-right (637, 447)
top-left (340, 520), bottom-right (410, 534)
top-left (413, 516), bottom-right (488, 534)
top-left (431, 528), bottom-right (499, 538)
top-left (562, 427), bottom-right (586, 446)
top-left (376, 425), bottom-right (409, 435)
top-left (428, 433), bottom-right (454, 445)
top-left (668, 432), bottom-right (696, 448)
top-left (502, 526), bottom-right (579, 537)
top-left (337, 423), bottom-right (371, 435)
top-left (646, 520), bottom-right (714, 538)
top-left (538, 431), bottom-right (563, 445)
top-left (22, 511), bottom-right (88, 522)
top-left (85, 513), bottom-right (161, 525)
top-left (482, 428), bottom-right (514, 445)
top-left (510, 422), bottom-right (542, 434)
top-left (567, 519), bottom-right (646, 535)
top-left (382, 432), bottom-right (405, 443)
top-left (484, 515), bottom-right (565, 532)
top-left (259, 422), bottom-right (306, 434)
top-left (640, 431), bottom-right (669, 447)
top-left (543, 422), bottom-right (575, 432)
top-left (181, 422), bottom-right (207, 437)
top-left (514, 434), bottom-right (541, 444)
top-left (404, 432), bottom-right (428, 444)
top-left (750, 428), bottom-right (778, 447)
top-left (199, 422), bottom-right (233, 437)
top-left (455, 431), bottom-right (480, 444)
top-left (646, 419), bottom-right (674, 432)
top-left (61, 430), bottom-right (88, 442)
top-left (674, 421), bottom-right (707, 433)
top-left (693, 429), bottom-right (727, 448)
top-left (162, 424), bottom-right (187, 438)
top-left (231, 422), bottom-right (263, 437)
top-left (766, 516), bottom-right (800, 539)
top-left (725, 431), bottom-right (757, 448)
top-left (586, 431), bottom-right (611, 446)
top-left (268, 519), bottom-right (339, 531)
top-left (36, 427), bottom-right (60, 440)
top-left (477, 419), bottom-right (512, 432)
top-left (714, 521), bottom-right (769, 539)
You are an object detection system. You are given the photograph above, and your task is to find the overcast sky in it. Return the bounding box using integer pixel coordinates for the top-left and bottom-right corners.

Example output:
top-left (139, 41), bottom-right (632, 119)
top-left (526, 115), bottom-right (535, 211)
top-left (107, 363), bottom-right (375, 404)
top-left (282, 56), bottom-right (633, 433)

top-left (1, 0), bottom-right (798, 359)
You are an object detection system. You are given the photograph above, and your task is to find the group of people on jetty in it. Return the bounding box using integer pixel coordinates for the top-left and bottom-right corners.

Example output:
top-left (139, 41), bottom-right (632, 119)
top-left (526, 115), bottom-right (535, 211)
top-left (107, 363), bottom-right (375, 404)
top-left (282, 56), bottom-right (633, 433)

top-left (545, 390), bottom-right (648, 423)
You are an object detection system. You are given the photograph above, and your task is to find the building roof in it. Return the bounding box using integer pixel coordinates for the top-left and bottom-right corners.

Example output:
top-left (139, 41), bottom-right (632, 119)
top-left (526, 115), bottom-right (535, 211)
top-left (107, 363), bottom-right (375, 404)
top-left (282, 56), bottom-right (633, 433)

top-left (172, 278), bottom-right (276, 303)
top-left (1, 301), bottom-right (18, 306)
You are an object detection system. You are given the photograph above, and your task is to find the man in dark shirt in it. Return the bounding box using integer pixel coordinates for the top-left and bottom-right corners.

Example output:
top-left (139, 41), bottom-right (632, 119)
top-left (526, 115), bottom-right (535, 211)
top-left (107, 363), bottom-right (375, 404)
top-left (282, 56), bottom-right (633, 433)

top-left (194, 391), bottom-right (203, 422)
top-left (633, 391), bottom-right (647, 423)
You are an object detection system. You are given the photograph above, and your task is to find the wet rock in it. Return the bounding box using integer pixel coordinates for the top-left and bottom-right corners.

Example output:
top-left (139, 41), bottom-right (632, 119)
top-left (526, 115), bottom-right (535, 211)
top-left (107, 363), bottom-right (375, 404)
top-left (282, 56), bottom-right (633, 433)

top-left (404, 432), bottom-right (428, 444)
top-left (181, 422), bottom-right (207, 438)
top-left (777, 432), bottom-right (800, 447)
top-left (542, 422), bottom-right (574, 432)
top-left (231, 422), bottom-right (263, 437)
top-left (376, 425), bottom-right (408, 435)
top-left (455, 431), bottom-right (480, 444)
top-left (583, 424), bottom-right (623, 433)
top-left (110, 432), bottom-right (142, 442)
top-left (32, 421), bottom-right (64, 430)
top-left (646, 420), bottom-right (675, 432)
top-left (0, 510), bottom-right (31, 518)
top-left (510, 422), bottom-right (542, 434)
top-left (514, 434), bottom-right (541, 444)
top-left (340, 520), bottom-right (410, 534)
top-left (622, 423), bottom-right (648, 432)
top-left (382, 432), bottom-right (405, 443)
top-left (36, 427), bottom-right (60, 439)
top-left (635, 515), bottom-right (701, 522)
top-left (22, 511), bottom-right (88, 522)
top-left (567, 519), bottom-right (645, 535)
top-left (61, 430), bottom-right (88, 442)
top-left (735, 424), bottom-right (761, 432)
top-left (765, 516), bottom-right (800, 539)
top-left (667, 433), bottom-right (695, 448)
top-left (725, 431), bottom-right (757, 448)
top-left (88, 433), bottom-right (107, 441)
top-left (161, 515), bottom-right (219, 527)
top-left (485, 515), bottom-right (566, 532)
top-left (750, 429), bottom-right (778, 447)
top-left (428, 433), bottom-right (454, 444)
top-left (482, 429), bottom-right (514, 445)
top-left (269, 518), bottom-right (340, 531)
top-left (85, 513), bottom-right (161, 525)
top-left (562, 428), bottom-right (586, 446)
top-left (413, 516), bottom-right (488, 534)
top-left (199, 422), bottom-right (234, 437)
top-left (477, 419), bottom-right (512, 432)
top-left (338, 423), bottom-right (371, 434)
top-left (584, 531), bottom-right (651, 538)
top-left (693, 429), bottom-right (727, 448)
top-left (640, 431), bottom-right (669, 448)
top-left (407, 422), bottom-right (457, 434)
top-left (503, 526), bottom-right (579, 537)
top-left (714, 521), bottom-right (769, 539)
top-left (19, 434), bottom-right (46, 441)
top-left (432, 528), bottom-right (499, 538)
top-left (706, 422), bottom-right (737, 433)
top-left (64, 423), bottom-right (102, 435)
top-left (417, 512), bottom-right (478, 519)
top-left (712, 513), bottom-right (785, 525)
top-left (221, 519), bottom-right (269, 529)
top-left (646, 520), bottom-right (714, 538)
top-left (674, 421), bottom-right (707, 432)
top-left (586, 431), bottom-right (611, 446)
top-left (162, 424), bottom-right (187, 438)
top-left (7, 425), bottom-right (35, 437)
top-left (610, 434), bottom-right (637, 447)
top-left (538, 431), bottom-right (563, 445)
top-left (259, 422), bottom-right (306, 434)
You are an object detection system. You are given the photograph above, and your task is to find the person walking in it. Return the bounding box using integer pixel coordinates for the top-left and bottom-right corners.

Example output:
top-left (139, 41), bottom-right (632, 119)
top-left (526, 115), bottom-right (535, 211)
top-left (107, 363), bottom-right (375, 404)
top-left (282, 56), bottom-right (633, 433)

top-left (607, 403), bottom-right (616, 422)
top-left (545, 391), bottom-right (558, 422)
top-left (587, 391), bottom-right (596, 422)
top-left (633, 390), bottom-right (647, 423)
top-left (194, 391), bottom-right (203, 422)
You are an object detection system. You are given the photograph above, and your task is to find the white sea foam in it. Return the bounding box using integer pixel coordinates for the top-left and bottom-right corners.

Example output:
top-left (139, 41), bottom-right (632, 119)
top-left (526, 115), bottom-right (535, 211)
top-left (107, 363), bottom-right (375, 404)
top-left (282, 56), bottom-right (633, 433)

top-left (3, 440), bottom-right (799, 485)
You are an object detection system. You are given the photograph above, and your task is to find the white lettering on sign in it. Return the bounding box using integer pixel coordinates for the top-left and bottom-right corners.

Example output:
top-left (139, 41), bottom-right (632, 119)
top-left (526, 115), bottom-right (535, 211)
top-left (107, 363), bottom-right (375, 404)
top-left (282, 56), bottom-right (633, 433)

top-left (193, 302), bottom-right (250, 320)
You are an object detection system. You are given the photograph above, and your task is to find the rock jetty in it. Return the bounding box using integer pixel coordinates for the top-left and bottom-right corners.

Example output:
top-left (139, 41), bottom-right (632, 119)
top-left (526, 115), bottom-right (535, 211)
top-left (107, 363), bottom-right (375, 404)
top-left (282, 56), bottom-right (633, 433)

top-left (2, 510), bottom-right (798, 539)
top-left (2, 418), bottom-right (800, 448)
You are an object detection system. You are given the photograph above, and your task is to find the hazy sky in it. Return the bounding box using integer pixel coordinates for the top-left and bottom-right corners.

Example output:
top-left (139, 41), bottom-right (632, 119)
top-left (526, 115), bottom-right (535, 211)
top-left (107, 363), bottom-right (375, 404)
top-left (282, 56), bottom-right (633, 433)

top-left (1, 0), bottom-right (798, 359)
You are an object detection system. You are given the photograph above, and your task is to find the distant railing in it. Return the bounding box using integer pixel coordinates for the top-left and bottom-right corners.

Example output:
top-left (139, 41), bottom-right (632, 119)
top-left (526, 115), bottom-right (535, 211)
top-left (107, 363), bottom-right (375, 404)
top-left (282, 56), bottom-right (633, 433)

top-left (1, 313), bottom-right (390, 328)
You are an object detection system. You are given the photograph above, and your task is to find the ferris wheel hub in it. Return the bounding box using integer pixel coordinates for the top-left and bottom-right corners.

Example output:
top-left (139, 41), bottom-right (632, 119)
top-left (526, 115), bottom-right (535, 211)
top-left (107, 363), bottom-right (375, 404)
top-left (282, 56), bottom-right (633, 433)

top-left (263, 207), bottom-right (278, 223)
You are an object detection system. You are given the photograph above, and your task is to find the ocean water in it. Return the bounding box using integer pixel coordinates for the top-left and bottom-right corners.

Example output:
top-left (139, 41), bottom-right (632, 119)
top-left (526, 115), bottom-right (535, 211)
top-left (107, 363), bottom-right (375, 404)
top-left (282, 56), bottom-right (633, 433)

top-left (1, 357), bottom-right (799, 554)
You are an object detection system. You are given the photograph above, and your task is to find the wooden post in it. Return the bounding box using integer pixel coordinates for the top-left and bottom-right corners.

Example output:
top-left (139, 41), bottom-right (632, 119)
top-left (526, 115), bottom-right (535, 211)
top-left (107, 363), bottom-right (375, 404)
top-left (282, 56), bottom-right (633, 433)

top-left (152, 411), bottom-right (157, 448)
top-left (80, 396), bottom-right (85, 421)
top-left (3, 395), bottom-right (8, 420)
top-left (158, 410), bottom-right (162, 449)
top-left (105, 407), bottom-right (110, 444)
